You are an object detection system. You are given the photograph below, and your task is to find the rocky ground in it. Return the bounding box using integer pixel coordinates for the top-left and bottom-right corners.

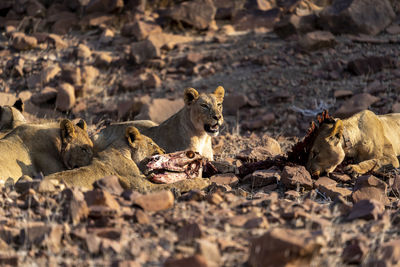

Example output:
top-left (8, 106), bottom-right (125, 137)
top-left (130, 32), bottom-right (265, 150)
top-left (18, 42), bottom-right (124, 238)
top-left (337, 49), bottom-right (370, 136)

top-left (1, 0), bottom-right (400, 266)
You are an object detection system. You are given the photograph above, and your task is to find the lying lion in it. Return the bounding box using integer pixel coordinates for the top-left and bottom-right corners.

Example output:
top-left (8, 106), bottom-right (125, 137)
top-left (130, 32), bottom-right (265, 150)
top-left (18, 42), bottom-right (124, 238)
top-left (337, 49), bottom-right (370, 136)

top-left (45, 126), bottom-right (210, 193)
top-left (93, 86), bottom-right (225, 160)
top-left (0, 99), bottom-right (26, 138)
top-left (0, 119), bottom-right (93, 182)
top-left (307, 110), bottom-right (400, 176)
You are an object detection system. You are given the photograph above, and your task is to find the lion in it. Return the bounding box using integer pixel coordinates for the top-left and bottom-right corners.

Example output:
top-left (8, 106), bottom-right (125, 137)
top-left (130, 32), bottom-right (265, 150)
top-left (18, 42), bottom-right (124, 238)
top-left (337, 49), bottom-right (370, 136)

top-left (0, 119), bottom-right (93, 182)
top-left (93, 86), bottom-right (225, 160)
top-left (306, 110), bottom-right (400, 176)
top-left (0, 99), bottom-right (26, 138)
top-left (44, 126), bottom-right (210, 193)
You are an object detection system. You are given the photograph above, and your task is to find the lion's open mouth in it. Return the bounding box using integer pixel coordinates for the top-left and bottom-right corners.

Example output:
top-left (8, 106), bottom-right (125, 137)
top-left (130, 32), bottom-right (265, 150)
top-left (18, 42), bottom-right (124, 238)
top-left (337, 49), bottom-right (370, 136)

top-left (145, 151), bottom-right (206, 184)
top-left (204, 123), bottom-right (220, 135)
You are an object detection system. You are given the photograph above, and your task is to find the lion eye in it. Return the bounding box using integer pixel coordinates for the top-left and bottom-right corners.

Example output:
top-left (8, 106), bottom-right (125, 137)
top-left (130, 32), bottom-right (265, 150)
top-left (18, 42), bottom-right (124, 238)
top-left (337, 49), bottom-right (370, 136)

top-left (200, 104), bottom-right (209, 109)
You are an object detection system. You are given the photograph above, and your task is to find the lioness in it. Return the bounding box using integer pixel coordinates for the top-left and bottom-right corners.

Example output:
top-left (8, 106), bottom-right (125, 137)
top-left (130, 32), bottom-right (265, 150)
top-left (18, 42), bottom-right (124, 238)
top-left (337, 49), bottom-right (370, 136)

top-left (45, 126), bottom-right (210, 193)
top-left (0, 119), bottom-right (93, 182)
top-left (93, 86), bottom-right (225, 160)
top-left (0, 99), bottom-right (26, 138)
top-left (306, 110), bottom-right (400, 176)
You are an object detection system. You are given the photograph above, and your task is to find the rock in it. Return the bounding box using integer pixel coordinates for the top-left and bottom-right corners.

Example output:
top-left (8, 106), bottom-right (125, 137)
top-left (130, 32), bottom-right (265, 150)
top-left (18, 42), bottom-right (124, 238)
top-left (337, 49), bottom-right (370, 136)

top-left (196, 239), bottom-right (221, 267)
top-left (99, 28), bottom-right (114, 44)
top-left (177, 222), bottom-right (203, 241)
top-left (167, 0), bottom-right (216, 30)
top-left (262, 135), bottom-right (281, 156)
top-left (274, 14), bottom-right (317, 39)
top-left (94, 52), bottom-right (113, 68)
top-left (347, 199), bottom-right (384, 221)
top-left (352, 175), bottom-right (389, 204)
top-left (371, 239), bottom-right (400, 266)
top-left (61, 64), bottom-right (82, 85)
top-left (132, 191), bottom-right (174, 212)
top-left (210, 173), bottom-right (239, 186)
top-left (281, 165), bottom-right (313, 190)
top-left (130, 39), bottom-right (160, 64)
top-left (56, 83), bottom-right (76, 111)
top-left (299, 31), bottom-right (336, 50)
top-left (347, 56), bottom-right (396, 76)
top-left (47, 34), bottom-right (68, 50)
top-left (233, 8), bottom-right (280, 31)
top-left (81, 65), bottom-right (99, 85)
top-left (214, 0), bottom-right (245, 19)
top-left (14, 176), bottom-right (40, 194)
top-left (249, 228), bottom-right (324, 267)
top-left (0, 225), bottom-right (20, 243)
top-left (65, 188), bottom-right (89, 225)
top-left (6, 56), bottom-right (24, 77)
top-left (19, 222), bottom-right (62, 253)
top-left (164, 255), bottom-right (208, 267)
top-left (84, 189), bottom-right (121, 213)
top-left (12, 33), bottom-right (37, 50)
top-left (386, 23), bottom-right (400, 35)
top-left (335, 93), bottom-right (380, 118)
top-left (223, 94), bottom-right (249, 115)
top-left (314, 177), bottom-right (352, 199)
top-left (38, 179), bottom-right (61, 193)
top-left (31, 87), bottom-right (58, 105)
top-left (86, 233), bottom-right (101, 254)
top-left (342, 236), bottom-right (368, 264)
top-left (86, 0), bottom-right (124, 13)
top-left (244, 216), bottom-right (269, 229)
top-left (93, 176), bottom-right (124, 196)
top-left (244, 167), bottom-right (280, 187)
top-left (319, 0), bottom-right (395, 35)
top-left (285, 190), bottom-right (300, 200)
top-left (121, 20), bottom-right (162, 41)
top-left (41, 64), bottom-right (61, 84)
top-left (134, 209), bottom-right (150, 224)
top-left (134, 97), bottom-right (184, 124)
top-left (334, 89), bottom-right (353, 99)
top-left (207, 192), bottom-right (224, 205)
top-left (0, 254), bottom-right (17, 265)
top-left (76, 44), bottom-right (91, 60)
top-left (242, 113), bottom-right (275, 130)
top-left (51, 12), bottom-right (80, 35)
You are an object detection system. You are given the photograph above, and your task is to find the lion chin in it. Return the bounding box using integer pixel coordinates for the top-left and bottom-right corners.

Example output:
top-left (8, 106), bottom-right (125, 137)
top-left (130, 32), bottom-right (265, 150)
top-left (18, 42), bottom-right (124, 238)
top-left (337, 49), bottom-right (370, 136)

top-left (204, 123), bottom-right (220, 137)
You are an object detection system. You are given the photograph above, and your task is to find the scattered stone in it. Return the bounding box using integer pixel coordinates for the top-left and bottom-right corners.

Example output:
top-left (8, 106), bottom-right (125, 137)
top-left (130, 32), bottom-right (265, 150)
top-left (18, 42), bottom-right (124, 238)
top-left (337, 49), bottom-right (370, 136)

top-left (274, 14), bottom-right (317, 39)
top-left (315, 177), bottom-right (352, 199)
top-left (76, 44), bottom-right (92, 60)
top-left (352, 175), bottom-right (389, 204)
top-left (65, 188), bottom-right (89, 225)
top-left (55, 83), bottom-right (76, 111)
top-left (85, 0), bottom-right (124, 13)
top-left (196, 239), bottom-right (221, 267)
top-left (61, 64), bottom-right (82, 85)
top-left (177, 223), bottom-right (203, 241)
top-left (233, 8), bottom-right (280, 31)
top-left (347, 199), bottom-right (384, 221)
top-left (41, 64), bottom-right (61, 84)
top-left (210, 173), bottom-right (239, 186)
top-left (93, 176), bottom-right (124, 196)
top-left (31, 87), bottom-right (58, 105)
top-left (342, 236), bottom-right (368, 264)
top-left (319, 0), bottom-right (395, 35)
top-left (47, 34), bottom-right (68, 50)
top-left (85, 189), bottom-right (121, 214)
top-left (244, 167), bottom-right (280, 187)
top-left (207, 192), bottom-right (224, 205)
top-left (372, 239), bottom-right (400, 266)
top-left (134, 97), bottom-right (184, 124)
top-left (168, 0), bottom-right (216, 30)
top-left (12, 33), bottom-right (37, 50)
top-left (242, 113), bottom-right (275, 130)
top-left (94, 52), bottom-right (113, 68)
top-left (121, 20), bottom-right (162, 41)
top-left (347, 56), bottom-right (396, 76)
top-left (132, 191), bottom-right (174, 212)
top-left (299, 31), bottom-right (336, 50)
top-left (223, 94), bottom-right (249, 115)
top-left (130, 40), bottom-right (160, 64)
top-left (285, 190), bottom-right (300, 200)
top-left (281, 165), bottom-right (313, 190)
top-left (335, 93), bottom-right (380, 118)
top-left (249, 228), bottom-right (324, 267)
top-left (334, 90), bottom-right (353, 99)
top-left (164, 255), bottom-right (208, 267)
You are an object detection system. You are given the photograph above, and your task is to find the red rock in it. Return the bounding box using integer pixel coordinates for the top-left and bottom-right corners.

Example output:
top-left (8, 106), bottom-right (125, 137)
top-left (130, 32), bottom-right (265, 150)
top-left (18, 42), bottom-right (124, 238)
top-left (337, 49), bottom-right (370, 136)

top-left (299, 31), bottom-right (336, 50)
top-left (99, 28), bottom-right (114, 44)
top-left (94, 52), bottom-right (113, 68)
top-left (121, 20), bottom-right (162, 41)
top-left (274, 14), bottom-right (317, 39)
top-left (0, 225), bottom-right (19, 243)
top-left (334, 89), bottom-right (353, 99)
top-left (315, 177), bottom-right (352, 199)
top-left (130, 40), bottom-right (160, 64)
top-left (244, 167), bottom-right (280, 187)
top-left (164, 255), bottom-right (208, 267)
top-left (206, 192), bottom-right (224, 205)
top-left (31, 87), bottom-right (58, 105)
top-left (374, 239), bottom-right (400, 266)
top-left (210, 173), bottom-right (239, 186)
top-left (47, 33), bottom-right (68, 50)
top-left (0, 254), bottom-right (18, 266)
top-left (352, 175), bottom-right (389, 204)
top-left (319, 0), bottom-right (395, 35)
top-left (342, 236), bottom-right (368, 264)
top-left (26, 0), bottom-right (45, 17)
top-left (242, 113), bottom-right (275, 130)
top-left (76, 43), bottom-right (91, 60)
top-left (6, 56), bottom-right (24, 77)
top-left (85, 189), bottom-right (121, 213)
top-left (86, 0), bottom-right (124, 13)
top-left (335, 93), bottom-right (380, 118)
top-left (61, 64), bottom-right (82, 85)
top-left (177, 222), bottom-right (203, 241)
top-left (168, 0), bottom-right (216, 30)
top-left (213, 0), bottom-right (245, 19)
top-left (12, 33), bottom-right (37, 50)
top-left (386, 23), bottom-right (400, 35)
top-left (81, 65), bottom-right (99, 85)
top-left (284, 190), bottom-right (300, 200)
top-left (281, 165), bottom-right (313, 190)
top-left (244, 216), bottom-right (269, 229)
top-left (132, 191), bottom-right (174, 212)
top-left (233, 8), bottom-right (280, 31)
top-left (65, 188), bottom-right (89, 225)
top-left (86, 233), bottom-right (101, 254)
top-left (347, 56), bottom-right (396, 76)
top-left (249, 228), bottom-right (324, 267)
top-left (41, 64), bottom-right (61, 84)
top-left (196, 239), bottom-right (221, 267)
top-left (347, 199), bottom-right (384, 221)
top-left (56, 83), bottom-right (76, 111)
top-left (134, 209), bottom-right (150, 224)
top-left (134, 97), bottom-right (184, 124)
top-left (223, 94), bottom-right (249, 115)
top-left (93, 175), bottom-right (124, 196)
top-left (51, 12), bottom-right (80, 35)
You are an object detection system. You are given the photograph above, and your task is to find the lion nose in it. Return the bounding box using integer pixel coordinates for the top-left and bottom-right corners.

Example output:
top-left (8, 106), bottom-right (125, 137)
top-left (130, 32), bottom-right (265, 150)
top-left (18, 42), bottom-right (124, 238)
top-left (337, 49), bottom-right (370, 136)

top-left (213, 115), bottom-right (221, 120)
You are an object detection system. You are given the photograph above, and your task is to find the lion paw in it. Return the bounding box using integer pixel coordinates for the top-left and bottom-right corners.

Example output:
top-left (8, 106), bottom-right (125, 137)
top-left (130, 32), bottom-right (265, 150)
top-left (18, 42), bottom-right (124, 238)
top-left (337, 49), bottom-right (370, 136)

top-left (344, 164), bottom-right (363, 178)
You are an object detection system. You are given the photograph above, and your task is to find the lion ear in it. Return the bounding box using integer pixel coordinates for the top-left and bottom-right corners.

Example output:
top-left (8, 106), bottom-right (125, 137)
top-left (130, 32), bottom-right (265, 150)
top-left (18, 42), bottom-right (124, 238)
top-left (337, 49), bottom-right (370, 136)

top-left (60, 119), bottom-right (76, 143)
top-left (329, 120), bottom-right (343, 140)
top-left (214, 86), bottom-right (225, 102)
top-left (76, 119), bottom-right (87, 131)
top-left (12, 99), bottom-right (24, 112)
top-left (125, 126), bottom-right (141, 147)
top-left (184, 88), bottom-right (199, 105)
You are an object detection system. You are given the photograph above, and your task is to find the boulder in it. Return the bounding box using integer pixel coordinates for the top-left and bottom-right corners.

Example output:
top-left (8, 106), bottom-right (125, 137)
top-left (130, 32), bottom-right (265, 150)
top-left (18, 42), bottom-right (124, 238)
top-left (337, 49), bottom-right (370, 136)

top-left (167, 0), bottom-right (216, 30)
top-left (281, 165), bottom-right (313, 190)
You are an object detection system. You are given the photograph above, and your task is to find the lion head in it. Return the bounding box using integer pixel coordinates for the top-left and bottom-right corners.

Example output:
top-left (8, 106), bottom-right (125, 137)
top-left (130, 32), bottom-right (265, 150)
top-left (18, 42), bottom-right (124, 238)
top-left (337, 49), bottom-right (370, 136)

top-left (183, 86), bottom-right (225, 136)
top-left (60, 119), bottom-right (94, 169)
top-left (124, 126), bottom-right (165, 171)
top-left (0, 99), bottom-right (26, 134)
top-left (306, 119), bottom-right (345, 176)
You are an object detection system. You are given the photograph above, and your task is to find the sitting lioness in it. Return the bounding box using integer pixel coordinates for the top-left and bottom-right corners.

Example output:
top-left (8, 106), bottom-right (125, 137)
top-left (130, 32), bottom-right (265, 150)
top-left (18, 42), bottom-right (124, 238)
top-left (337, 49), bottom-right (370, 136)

top-left (93, 86), bottom-right (225, 160)
top-left (306, 110), bottom-right (400, 176)
top-left (0, 119), bottom-right (93, 182)
top-left (0, 99), bottom-right (26, 138)
top-left (45, 126), bottom-right (210, 193)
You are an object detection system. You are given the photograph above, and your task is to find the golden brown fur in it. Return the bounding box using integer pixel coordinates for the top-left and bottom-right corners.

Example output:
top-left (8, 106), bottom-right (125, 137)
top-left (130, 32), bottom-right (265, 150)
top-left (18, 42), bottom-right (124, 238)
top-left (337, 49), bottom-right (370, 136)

top-left (45, 126), bottom-right (210, 193)
top-left (0, 119), bottom-right (93, 182)
top-left (307, 110), bottom-right (400, 176)
top-left (93, 87), bottom-right (225, 160)
top-left (0, 99), bottom-right (26, 138)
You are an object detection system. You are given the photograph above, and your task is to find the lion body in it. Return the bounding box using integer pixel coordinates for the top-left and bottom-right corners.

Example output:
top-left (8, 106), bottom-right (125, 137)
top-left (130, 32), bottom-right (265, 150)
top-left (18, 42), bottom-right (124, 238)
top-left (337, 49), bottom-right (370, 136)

top-left (46, 126), bottom-right (210, 193)
top-left (0, 102), bottom-right (26, 138)
top-left (0, 120), bottom-right (93, 182)
top-left (307, 110), bottom-right (400, 176)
